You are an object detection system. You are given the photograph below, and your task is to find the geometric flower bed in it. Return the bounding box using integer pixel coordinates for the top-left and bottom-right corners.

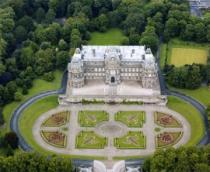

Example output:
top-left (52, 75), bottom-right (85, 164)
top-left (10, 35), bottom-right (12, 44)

top-left (114, 131), bottom-right (146, 149)
top-left (40, 131), bottom-right (67, 148)
top-left (42, 111), bottom-right (70, 127)
top-left (156, 132), bottom-right (183, 148)
top-left (115, 111), bottom-right (145, 128)
top-left (154, 112), bottom-right (182, 128)
top-left (78, 110), bottom-right (109, 127)
top-left (76, 131), bottom-right (108, 149)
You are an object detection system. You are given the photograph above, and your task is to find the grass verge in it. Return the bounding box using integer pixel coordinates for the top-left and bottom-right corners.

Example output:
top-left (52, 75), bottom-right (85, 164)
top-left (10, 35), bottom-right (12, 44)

top-left (169, 86), bottom-right (210, 107)
top-left (167, 96), bottom-right (205, 146)
top-left (160, 44), bottom-right (167, 69)
top-left (2, 70), bottom-right (63, 135)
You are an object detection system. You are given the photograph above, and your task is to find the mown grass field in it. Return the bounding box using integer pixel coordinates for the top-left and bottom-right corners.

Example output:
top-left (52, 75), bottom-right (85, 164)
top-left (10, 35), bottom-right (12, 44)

top-left (167, 96), bottom-right (205, 146)
top-left (170, 48), bottom-right (208, 67)
top-left (160, 39), bottom-right (209, 68)
top-left (2, 70), bottom-right (63, 135)
top-left (88, 28), bottom-right (126, 45)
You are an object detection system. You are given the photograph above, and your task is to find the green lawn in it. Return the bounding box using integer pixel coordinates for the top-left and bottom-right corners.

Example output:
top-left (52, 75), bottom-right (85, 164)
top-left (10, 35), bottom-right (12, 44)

top-left (160, 44), bottom-right (167, 69)
top-left (115, 111), bottom-right (145, 128)
top-left (170, 48), bottom-right (208, 67)
top-left (160, 39), bottom-right (209, 68)
top-left (19, 96), bottom-right (59, 153)
top-left (19, 97), bottom-right (106, 160)
top-left (88, 28), bottom-right (126, 45)
top-left (169, 86), bottom-right (210, 107)
top-left (167, 96), bottom-right (205, 146)
top-left (114, 131), bottom-right (146, 149)
top-left (19, 96), bottom-right (104, 158)
top-left (2, 70), bottom-right (63, 134)
top-left (78, 110), bottom-right (109, 127)
top-left (76, 131), bottom-right (107, 149)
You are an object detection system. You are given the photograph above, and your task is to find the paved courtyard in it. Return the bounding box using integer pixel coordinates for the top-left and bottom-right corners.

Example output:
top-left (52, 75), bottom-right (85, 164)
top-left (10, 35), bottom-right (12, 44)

top-left (72, 80), bottom-right (159, 96)
top-left (33, 104), bottom-right (191, 160)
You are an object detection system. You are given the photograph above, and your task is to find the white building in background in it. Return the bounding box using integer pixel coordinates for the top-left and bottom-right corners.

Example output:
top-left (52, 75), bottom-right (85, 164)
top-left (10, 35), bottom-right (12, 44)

top-left (59, 45), bottom-right (167, 105)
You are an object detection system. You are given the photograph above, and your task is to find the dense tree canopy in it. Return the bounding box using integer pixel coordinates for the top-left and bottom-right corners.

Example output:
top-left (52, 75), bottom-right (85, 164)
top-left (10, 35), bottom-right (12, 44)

top-left (166, 64), bottom-right (203, 89)
top-left (0, 0), bottom-right (208, 111)
top-left (0, 152), bottom-right (73, 172)
top-left (143, 146), bottom-right (210, 172)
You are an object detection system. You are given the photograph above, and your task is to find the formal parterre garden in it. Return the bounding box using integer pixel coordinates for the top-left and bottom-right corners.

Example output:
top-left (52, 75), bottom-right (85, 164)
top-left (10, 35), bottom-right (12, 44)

top-left (114, 131), bottom-right (146, 149)
top-left (156, 132), bottom-right (183, 148)
top-left (39, 111), bottom-right (70, 148)
top-left (78, 110), bottom-right (109, 127)
top-left (17, 92), bottom-right (202, 158)
top-left (154, 112), bottom-right (182, 128)
top-left (41, 131), bottom-right (67, 148)
top-left (42, 111), bottom-right (70, 127)
top-left (115, 111), bottom-right (145, 128)
top-left (154, 111), bottom-right (184, 148)
top-left (76, 131), bottom-right (107, 149)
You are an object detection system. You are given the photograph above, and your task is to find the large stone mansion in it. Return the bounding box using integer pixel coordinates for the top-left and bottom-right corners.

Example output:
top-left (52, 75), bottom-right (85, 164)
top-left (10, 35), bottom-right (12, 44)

top-left (59, 46), bottom-right (167, 105)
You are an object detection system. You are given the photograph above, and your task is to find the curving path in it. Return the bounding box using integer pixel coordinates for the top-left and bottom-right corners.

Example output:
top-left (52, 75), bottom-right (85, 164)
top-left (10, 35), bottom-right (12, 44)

top-left (156, 36), bottom-right (209, 145)
top-left (167, 90), bottom-right (210, 145)
top-left (10, 71), bottom-right (67, 151)
top-left (10, 90), bottom-right (59, 151)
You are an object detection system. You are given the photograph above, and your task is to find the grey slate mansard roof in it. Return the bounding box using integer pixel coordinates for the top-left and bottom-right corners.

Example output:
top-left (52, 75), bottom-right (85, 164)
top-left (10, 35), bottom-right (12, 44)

top-left (71, 45), bottom-right (155, 63)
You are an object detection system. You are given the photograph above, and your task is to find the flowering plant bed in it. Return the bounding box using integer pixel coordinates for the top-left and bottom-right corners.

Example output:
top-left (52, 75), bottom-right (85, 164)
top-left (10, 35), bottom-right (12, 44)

top-left (41, 131), bottom-right (67, 148)
top-left (156, 132), bottom-right (183, 148)
top-left (42, 111), bottom-right (70, 127)
top-left (154, 112), bottom-right (182, 128)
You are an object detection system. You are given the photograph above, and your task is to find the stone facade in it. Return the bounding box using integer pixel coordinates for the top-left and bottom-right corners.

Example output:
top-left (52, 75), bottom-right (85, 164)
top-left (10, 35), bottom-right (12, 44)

top-left (69, 46), bottom-right (158, 88)
top-left (59, 46), bottom-right (167, 105)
